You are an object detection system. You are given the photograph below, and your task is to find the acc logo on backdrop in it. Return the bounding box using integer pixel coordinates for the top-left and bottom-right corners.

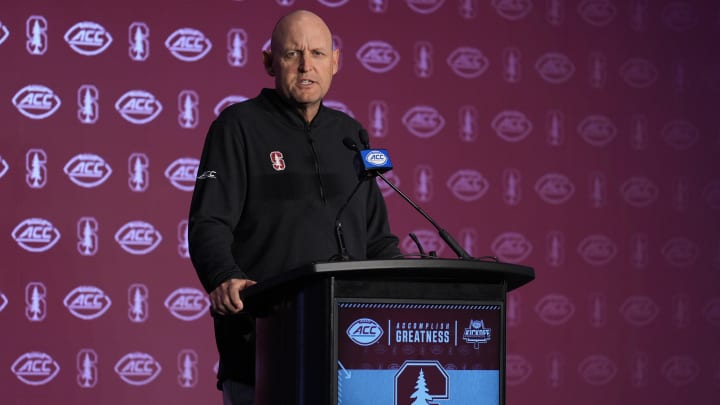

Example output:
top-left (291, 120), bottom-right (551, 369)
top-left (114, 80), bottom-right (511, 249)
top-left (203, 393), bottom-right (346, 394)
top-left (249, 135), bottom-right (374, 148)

top-left (115, 90), bottom-right (163, 124)
top-left (346, 318), bottom-right (384, 346)
top-left (12, 84), bottom-right (62, 119)
top-left (115, 221), bottom-right (162, 255)
top-left (491, 232), bottom-right (532, 262)
top-left (662, 2), bottom-right (697, 32)
top-left (214, 95), bottom-right (247, 116)
top-left (128, 152), bottom-right (150, 192)
top-left (620, 58), bottom-right (659, 88)
top-left (115, 352), bottom-right (162, 386)
top-left (578, 355), bottom-right (616, 385)
top-left (661, 237), bottom-right (699, 267)
top-left (662, 356), bottom-right (699, 386)
top-left (77, 349), bottom-right (98, 388)
top-left (535, 52), bottom-right (575, 84)
top-left (324, 100), bottom-right (354, 118)
top-left (446, 169), bottom-right (489, 201)
top-left (0, 155), bottom-right (9, 180)
top-left (165, 28), bottom-right (212, 62)
top-left (64, 21), bottom-right (113, 56)
top-left (227, 28), bottom-right (248, 67)
top-left (77, 216), bottom-right (99, 256)
top-left (165, 158), bottom-right (199, 191)
top-left (356, 40), bottom-right (400, 73)
top-left (492, 0), bottom-right (533, 20)
top-left (0, 20), bottom-right (9, 45)
top-left (577, 234), bottom-right (617, 266)
top-left (129, 22), bottom-right (150, 61)
top-left (317, 0), bottom-right (349, 7)
top-left (401, 230), bottom-right (444, 256)
top-left (505, 354), bottom-right (532, 386)
top-left (447, 47), bottom-right (489, 79)
top-left (620, 176), bottom-right (658, 207)
top-left (491, 110), bottom-right (533, 142)
top-left (577, 0), bottom-right (617, 26)
top-left (12, 218), bottom-right (61, 253)
top-left (662, 120), bottom-right (698, 150)
top-left (77, 84), bottom-right (100, 124)
top-left (128, 283), bottom-right (149, 323)
top-left (406, 0), bottom-right (445, 14)
top-left (534, 173), bottom-right (575, 204)
top-left (11, 352), bottom-right (60, 386)
top-left (25, 282), bottom-right (47, 321)
top-left (26, 15), bottom-right (48, 55)
top-left (577, 115), bottom-right (616, 147)
top-left (64, 286), bottom-right (112, 320)
top-left (535, 294), bottom-right (575, 325)
top-left (402, 106), bottom-right (445, 138)
top-left (620, 296), bottom-right (659, 326)
top-left (164, 288), bottom-right (211, 321)
top-left (25, 148), bottom-right (47, 189)
top-left (64, 153), bottom-right (113, 188)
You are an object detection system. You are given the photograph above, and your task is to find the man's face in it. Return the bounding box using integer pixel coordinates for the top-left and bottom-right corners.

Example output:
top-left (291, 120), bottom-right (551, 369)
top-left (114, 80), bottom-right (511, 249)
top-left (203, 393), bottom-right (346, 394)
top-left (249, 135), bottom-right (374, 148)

top-left (264, 14), bottom-right (339, 112)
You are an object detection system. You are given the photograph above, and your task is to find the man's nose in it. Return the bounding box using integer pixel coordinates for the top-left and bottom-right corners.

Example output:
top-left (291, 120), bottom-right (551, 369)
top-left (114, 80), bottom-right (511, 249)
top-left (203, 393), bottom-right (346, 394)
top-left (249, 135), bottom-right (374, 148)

top-left (298, 53), bottom-right (312, 72)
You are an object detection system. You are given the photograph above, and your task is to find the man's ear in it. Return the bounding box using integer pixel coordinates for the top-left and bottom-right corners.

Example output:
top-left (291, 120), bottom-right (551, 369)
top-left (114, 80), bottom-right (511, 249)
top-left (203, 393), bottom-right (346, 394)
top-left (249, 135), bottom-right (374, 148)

top-left (332, 48), bottom-right (340, 75)
top-left (262, 50), bottom-right (275, 76)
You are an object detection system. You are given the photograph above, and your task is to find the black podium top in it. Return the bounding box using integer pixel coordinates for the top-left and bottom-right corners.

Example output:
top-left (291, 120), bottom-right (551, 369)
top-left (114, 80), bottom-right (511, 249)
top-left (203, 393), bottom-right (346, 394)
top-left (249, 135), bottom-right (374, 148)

top-left (242, 258), bottom-right (535, 303)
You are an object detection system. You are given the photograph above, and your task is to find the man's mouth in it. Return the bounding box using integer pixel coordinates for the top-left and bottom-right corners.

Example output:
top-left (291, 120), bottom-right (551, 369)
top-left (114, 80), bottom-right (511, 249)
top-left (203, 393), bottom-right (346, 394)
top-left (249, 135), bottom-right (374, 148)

top-left (299, 79), bottom-right (314, 85)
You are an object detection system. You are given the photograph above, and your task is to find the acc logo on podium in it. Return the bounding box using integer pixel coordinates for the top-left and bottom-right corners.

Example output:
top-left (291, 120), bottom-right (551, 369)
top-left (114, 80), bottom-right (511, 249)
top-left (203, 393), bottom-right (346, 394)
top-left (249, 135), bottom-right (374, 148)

top-left (347, 318), bottom-right (384, 346)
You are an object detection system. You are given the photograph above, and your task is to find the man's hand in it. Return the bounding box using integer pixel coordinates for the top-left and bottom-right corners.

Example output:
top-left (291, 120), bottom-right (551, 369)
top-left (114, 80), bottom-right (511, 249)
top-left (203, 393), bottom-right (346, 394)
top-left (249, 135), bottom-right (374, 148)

top-left (209, 278), bottom-right (257, 316)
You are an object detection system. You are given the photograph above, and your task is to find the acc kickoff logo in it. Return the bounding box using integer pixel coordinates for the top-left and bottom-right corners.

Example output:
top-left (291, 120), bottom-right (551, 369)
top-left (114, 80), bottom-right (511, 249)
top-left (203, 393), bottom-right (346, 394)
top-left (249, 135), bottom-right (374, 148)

top-left (164, 288), bottom-right (210, 321)
top-left (165, 28), bottom-right (212, 62)
top-left (115, 90), bottom-right (163, 124)
top-left (64, 153), bottom-right (113, 188)
top-left (114, 352), bottom-right (162, 386)
top-left (165, 158), bottom-right (199, 191)
top-left (63, 286), bottom-right (112, 320)
top-left (11, 352), bottom-right (61, 386)
top-left (64, 21), bottom-right (113, 56)
top-left (114, 221), bottom-right (162, 255)
top-left (462, 319), bottom-right (491, 349)
top-left (12, 218), bottom-right (61, 252)
top-left (12, 84), bottom-right (62, 119)
top-left (347, 318), bottom-right (384, 346)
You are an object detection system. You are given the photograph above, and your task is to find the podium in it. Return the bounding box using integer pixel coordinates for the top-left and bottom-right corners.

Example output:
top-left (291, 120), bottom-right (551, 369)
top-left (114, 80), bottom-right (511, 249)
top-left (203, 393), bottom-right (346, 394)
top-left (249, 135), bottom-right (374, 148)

top-left (242, 258), bottom-right (534, 405)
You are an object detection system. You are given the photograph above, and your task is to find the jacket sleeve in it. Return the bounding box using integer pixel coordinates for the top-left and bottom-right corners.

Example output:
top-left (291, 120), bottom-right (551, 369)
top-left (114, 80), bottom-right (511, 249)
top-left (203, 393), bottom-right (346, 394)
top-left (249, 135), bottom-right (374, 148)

top-left (364, 178), bottom-right (402, 259)
top-left (188, 117), bottom-right (248, 293)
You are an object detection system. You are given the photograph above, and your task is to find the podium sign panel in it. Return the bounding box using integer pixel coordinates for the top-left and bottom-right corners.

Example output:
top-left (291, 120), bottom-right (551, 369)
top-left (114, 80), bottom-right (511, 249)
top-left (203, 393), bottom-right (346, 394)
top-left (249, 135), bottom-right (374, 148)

top-left (336, 299), bottom-right (502, 404)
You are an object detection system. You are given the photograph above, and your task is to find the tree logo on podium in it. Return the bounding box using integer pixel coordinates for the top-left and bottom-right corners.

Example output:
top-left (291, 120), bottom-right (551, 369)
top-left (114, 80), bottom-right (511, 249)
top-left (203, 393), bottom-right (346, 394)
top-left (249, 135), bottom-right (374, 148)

top-left (394, 360), bottom-right (449, 404)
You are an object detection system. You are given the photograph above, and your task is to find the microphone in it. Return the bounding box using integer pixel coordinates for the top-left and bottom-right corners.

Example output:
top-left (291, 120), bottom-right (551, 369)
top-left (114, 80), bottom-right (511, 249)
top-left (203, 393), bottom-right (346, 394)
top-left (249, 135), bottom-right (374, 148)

top-left (347, 130), bottom-right (475, 260)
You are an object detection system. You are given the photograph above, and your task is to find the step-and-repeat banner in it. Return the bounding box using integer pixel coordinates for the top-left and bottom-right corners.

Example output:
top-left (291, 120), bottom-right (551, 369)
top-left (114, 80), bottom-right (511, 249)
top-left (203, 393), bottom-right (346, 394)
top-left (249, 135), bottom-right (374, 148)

top-left (2, 0), bottom-right (719, 404)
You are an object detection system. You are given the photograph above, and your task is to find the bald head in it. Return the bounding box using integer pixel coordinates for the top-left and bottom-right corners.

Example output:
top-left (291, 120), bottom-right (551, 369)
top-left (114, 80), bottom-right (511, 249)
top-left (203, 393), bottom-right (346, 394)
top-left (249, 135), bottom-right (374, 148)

top-left (263, 10), bottom-right (340, 122)
top-left (270, 10), bottom-right (333, 54)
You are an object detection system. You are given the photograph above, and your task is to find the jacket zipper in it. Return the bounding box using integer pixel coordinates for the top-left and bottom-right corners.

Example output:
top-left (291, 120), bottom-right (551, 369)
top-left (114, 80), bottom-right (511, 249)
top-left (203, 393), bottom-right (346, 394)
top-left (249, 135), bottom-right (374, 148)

top-left (305, 125), bottom-right (327, 205)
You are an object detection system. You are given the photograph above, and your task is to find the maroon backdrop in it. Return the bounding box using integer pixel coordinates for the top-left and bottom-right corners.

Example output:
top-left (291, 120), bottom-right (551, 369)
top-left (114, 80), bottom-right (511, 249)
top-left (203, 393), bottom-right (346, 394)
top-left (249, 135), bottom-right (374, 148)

top-left (2, 0), bottom-right (719, 404)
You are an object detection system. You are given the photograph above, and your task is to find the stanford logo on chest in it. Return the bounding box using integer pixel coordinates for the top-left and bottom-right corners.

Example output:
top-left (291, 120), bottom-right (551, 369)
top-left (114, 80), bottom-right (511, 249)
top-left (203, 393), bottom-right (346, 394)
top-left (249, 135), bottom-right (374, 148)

top-left (269, 151), bottom-right (286, 171)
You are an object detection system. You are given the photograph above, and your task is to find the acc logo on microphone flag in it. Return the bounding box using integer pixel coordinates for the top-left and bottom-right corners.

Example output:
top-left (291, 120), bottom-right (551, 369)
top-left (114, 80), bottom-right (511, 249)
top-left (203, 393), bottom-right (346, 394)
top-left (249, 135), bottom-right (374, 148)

top-left (12, 84), bottom-right (62, 119)
top-left (346, 318), bottom-right (384, 346)
top-left (360, 149), bottom-right (392, 171)
top-left (11, 352), bottom-right (61, 386)
top-left (64, 153), bottom-right (113, 188)
top-left (164, 288), bottom-right (210, 321)
top-left (64, 21), bottom-right (113, 56)
top-left (114, 352), bottom-right (162, 386)
top-left (63, 286), bottom-right (112, 320)
top-left (12, 218), bottom-right (61, 253)
top-left (114, 221), bottom-right (162, 255)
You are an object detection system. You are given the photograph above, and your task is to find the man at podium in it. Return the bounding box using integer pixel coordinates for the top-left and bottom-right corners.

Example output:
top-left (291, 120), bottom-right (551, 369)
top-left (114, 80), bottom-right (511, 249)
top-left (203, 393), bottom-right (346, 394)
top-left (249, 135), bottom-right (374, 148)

top-left (188, 9), bottom-right (401, 405)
